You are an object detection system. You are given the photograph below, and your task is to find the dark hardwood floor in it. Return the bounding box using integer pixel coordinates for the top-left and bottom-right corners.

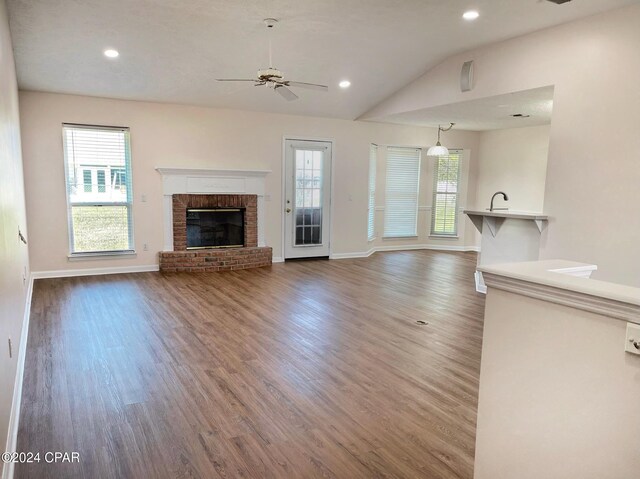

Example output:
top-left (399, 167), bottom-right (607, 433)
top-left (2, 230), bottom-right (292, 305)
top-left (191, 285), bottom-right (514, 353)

top-left (17, 250), bottom-right (485, 479)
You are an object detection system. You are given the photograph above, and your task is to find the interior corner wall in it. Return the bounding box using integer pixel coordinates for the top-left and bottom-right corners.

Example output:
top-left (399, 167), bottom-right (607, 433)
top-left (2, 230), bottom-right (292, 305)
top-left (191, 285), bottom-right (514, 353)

top-left (362, 4), bottom-right (640, 287)
top-left (474, 125), bottom-right (550, 213)
top-left (0, 0), bottom-right (30, 457)
top-left (18, 91), bottom-right (481, 273)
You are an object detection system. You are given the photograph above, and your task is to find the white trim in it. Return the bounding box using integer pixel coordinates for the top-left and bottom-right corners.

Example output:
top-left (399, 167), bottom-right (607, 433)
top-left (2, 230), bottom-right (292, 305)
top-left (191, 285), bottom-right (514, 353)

top-left (329, 249), bottom-right (376, 260)
top-left (428, 234), bottom-right (460, 239)
top-left (31, 264), bottom-right (159, 279)
top-left (272, 256), bottom-right (285, 263)
top-left (374, 244), bottom-right (479, 253)
top-left (68, 250), bottom-right (136, 261)
top-left (3, 274), bottom-right (34, 479)
top-left (382, 235), bottom-right (419, 240)
top-left (329, 244), bottom-right (479, 260)
top-left (376, 205), bottom-right (465, 212)
top-left (475, 271), bottom-right (488, 294)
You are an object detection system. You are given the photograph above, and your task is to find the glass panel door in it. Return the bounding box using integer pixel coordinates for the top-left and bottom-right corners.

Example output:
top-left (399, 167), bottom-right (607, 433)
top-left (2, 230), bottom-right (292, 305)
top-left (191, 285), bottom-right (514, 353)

top-left (284, 139), bottom-right (332, 259)
top-left (294, 149), bottom-right (323, 246)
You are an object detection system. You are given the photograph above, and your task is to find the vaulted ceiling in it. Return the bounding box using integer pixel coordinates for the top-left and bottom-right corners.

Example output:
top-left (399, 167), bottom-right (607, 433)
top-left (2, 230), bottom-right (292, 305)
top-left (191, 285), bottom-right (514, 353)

top-left (6, 0), bottom-right (635, 120)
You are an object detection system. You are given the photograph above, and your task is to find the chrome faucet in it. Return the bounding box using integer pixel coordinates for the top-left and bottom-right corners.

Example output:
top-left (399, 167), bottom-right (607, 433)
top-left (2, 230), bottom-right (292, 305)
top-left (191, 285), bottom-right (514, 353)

top-left (490, 191), bottom-right (509, 211)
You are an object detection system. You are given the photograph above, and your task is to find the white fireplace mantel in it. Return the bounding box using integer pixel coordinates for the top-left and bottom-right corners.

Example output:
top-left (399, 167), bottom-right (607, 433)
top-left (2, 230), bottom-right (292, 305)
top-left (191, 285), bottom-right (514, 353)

top-left (156, 167), bottom-right (271, 251)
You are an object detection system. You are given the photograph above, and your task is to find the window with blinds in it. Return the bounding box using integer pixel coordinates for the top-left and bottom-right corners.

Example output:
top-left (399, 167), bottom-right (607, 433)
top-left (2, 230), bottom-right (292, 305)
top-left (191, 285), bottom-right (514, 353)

top-left (62, 124), bottom-right (134, 254)
top-left (431, 150), bottom-right (461, 236)
top-left (367, 144), bottom-right (377, 241)
top-left (383, 147), bottom-right (421, 238)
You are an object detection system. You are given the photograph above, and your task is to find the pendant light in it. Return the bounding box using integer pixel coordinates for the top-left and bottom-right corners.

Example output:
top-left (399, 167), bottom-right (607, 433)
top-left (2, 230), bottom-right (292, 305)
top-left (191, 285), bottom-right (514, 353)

top-left (427, 123), bottom-right (455, 156)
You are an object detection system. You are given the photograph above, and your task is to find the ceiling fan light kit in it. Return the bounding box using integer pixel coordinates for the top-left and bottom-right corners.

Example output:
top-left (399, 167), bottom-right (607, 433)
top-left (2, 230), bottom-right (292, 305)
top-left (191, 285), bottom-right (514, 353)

top-left (216, 18), bottom-right (329, 102)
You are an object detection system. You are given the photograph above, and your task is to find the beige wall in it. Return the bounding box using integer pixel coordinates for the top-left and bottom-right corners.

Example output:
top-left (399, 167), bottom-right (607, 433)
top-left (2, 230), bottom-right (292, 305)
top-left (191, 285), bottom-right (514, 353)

top-left (475, 288), bottom-right (640, 479)
top-left (19, 91), bottom-right (481, 272)
top-left (363, 4), bottom-right (640, 287)
top-left (0, 0), bottom-right (30, 456)
top-left (474, 125), bottom-right (550, 212)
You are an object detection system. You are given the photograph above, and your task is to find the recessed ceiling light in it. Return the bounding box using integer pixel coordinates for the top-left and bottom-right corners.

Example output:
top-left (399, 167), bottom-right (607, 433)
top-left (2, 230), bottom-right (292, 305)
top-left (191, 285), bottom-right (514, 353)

top-left (339, 80), bottom-right (351, 89)
top-left (104, 49), bottom-right (119, 58)
top-left (463, 10), bottom-right (480, 21)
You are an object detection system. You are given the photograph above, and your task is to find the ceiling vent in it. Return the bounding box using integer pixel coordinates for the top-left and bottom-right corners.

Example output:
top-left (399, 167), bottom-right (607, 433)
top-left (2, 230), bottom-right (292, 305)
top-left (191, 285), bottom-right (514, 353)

top-left (546, 0), bottom-right (572, 4)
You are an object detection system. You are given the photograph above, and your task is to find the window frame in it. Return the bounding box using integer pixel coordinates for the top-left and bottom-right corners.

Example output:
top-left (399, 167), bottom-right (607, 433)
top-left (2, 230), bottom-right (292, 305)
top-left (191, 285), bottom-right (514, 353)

top-left (367, 144), bottom-right (377, 241)
top-left (383, 146), bottom-right (421, 239)
top-left (62, 123), bottom-right (135, 257)
top-left (430, 149), bottom-right (462, 237)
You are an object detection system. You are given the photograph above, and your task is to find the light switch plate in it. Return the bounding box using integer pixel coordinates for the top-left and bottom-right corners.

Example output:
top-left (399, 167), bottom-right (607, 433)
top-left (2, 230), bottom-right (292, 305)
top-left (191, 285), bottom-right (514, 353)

top-left (625, 323), bottom-right (640, 355)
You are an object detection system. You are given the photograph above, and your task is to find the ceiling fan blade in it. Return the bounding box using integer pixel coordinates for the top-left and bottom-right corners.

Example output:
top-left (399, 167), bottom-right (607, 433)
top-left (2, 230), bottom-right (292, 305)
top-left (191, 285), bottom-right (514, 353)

top-left (216, 79), bottom-right (259, 82)
top-left (286, 81), bottom-right (329, 92)
top-left (275, 85), bottom-right (298, 101)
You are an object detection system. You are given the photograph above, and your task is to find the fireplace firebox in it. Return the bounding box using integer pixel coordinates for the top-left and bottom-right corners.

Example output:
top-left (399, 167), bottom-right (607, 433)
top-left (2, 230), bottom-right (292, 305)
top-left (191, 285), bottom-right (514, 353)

top-left (186, 208), bottom-right (245, 249)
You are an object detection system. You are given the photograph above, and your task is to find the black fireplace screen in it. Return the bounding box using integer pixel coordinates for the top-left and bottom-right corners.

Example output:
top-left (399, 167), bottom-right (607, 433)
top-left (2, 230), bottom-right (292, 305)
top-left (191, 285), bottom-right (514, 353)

top-left (186, 208), bottom-right (245, 249)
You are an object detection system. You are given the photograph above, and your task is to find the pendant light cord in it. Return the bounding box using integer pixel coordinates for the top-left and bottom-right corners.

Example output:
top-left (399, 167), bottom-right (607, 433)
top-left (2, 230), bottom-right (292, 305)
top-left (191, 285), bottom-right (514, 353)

top-left (268, 29), bottom-right (273, 68)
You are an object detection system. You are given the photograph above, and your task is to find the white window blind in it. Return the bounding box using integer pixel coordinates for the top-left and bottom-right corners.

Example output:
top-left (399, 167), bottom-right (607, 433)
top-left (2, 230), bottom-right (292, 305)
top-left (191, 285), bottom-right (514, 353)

top-left (367, 144), bottom-right (377, 241)
top-left (431, 150), bottom-right (461, 236)
top-left (384, 147), bottom-right (421, 238)
top-left (62, 124), bottom-right (134, 254)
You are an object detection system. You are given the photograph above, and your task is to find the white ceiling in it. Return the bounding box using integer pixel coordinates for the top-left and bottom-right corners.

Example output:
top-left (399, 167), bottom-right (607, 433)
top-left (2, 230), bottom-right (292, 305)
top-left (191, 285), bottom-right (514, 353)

top-left (6, 0), bottom-right (636, 120)
top-left (383, 86), bottom-right (555, 131)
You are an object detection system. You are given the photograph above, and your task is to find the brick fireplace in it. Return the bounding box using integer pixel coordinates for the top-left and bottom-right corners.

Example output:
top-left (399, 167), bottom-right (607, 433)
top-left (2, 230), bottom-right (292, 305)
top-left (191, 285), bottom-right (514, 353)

top-left (156, 168), bottom-right (272, 273)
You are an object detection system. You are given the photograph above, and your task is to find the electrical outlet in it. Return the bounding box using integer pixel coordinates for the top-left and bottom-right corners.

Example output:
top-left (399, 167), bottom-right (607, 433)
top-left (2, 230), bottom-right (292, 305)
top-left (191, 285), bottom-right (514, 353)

top-left (141, 194), bottom-right (147, 203)
top-left (143, 243), bottom-right (149, 251)
top-left (625, 323), bottom-right (640, 355)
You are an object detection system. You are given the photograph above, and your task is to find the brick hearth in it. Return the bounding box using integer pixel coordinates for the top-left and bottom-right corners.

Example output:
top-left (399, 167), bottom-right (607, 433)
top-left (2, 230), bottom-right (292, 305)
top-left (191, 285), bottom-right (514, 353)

top-left (159, 247), bottom-right (272, 272)
top-left (160, 193), bottom-right (272, 272)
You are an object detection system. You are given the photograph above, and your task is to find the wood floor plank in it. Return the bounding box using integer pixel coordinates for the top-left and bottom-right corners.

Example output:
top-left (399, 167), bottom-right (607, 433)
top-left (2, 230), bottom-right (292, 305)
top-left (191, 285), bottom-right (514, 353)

top-left (16, 250), bottom-right (484, 478)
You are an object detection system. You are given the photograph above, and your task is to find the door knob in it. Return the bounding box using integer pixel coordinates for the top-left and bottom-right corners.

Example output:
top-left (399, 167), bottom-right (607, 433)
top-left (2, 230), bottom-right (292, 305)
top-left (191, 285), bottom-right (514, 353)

top-left (286, 208), bottom-right (292, 213)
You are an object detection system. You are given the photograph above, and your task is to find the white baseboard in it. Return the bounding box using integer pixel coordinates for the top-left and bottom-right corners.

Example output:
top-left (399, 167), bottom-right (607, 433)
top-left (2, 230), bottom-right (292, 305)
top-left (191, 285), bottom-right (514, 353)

top-left (3, 274), bottom-right (34, 479)
top-left (328, 244), bottom-right (480, 260)
top-left (272, 256), bottom-right (285, 263)
top-left (31, 264), bottom-right (159, 279)
top-left (475, 271), bottom-right (488, 294)
top-left (329, 249), bottom-right (375, 260)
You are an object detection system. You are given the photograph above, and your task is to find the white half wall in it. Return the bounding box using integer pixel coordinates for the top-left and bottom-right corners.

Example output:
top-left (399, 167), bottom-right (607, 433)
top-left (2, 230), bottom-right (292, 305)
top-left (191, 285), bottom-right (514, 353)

top-left (476, 287), bottom-right (640, 479)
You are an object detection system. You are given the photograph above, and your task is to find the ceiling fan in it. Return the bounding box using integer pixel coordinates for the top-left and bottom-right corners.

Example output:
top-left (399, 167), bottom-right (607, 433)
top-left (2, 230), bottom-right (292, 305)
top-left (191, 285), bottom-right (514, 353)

top-left (216, 18), bottom-right (329, 101)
